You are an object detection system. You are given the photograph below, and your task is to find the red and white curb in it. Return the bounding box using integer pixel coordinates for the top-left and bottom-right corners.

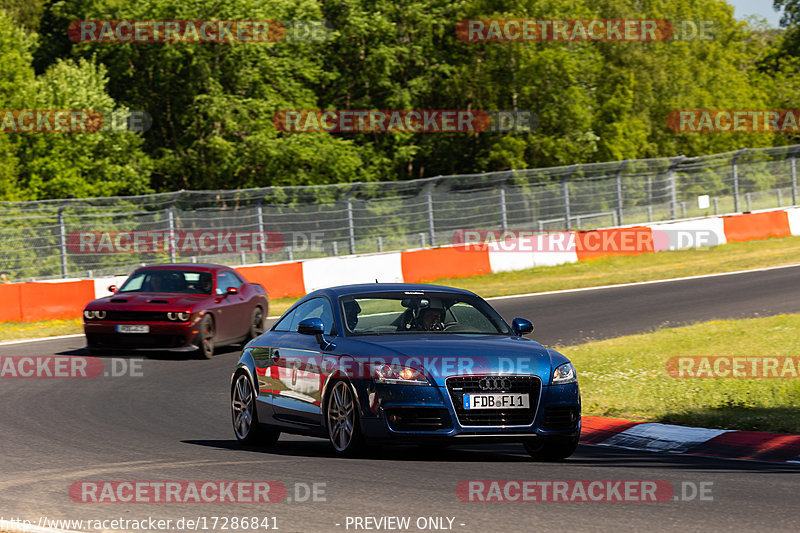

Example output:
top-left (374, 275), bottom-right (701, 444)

top-left (581, 416), bottom-right (800, 463)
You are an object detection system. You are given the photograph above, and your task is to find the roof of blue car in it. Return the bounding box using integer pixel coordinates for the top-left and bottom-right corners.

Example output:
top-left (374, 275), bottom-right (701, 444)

top-left (310, 283), bottom-right (478, 299)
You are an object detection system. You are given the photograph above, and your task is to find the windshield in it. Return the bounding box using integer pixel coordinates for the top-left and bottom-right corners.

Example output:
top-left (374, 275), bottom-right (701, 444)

top-left (340, 292), bottom-right (510, 336)
top-left (118, 270), bottom-right (213, 295)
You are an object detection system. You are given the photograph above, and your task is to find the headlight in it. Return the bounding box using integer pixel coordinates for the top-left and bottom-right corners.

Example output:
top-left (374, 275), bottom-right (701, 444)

top-left (177, 312), bottom-right (190, 321)
top-left (373, 364), bottom-right (429, 386)
top-left (83, 310), bottom-right (96, 320)
top-left (552, 362), bottom-right (577, 385)
top-left (95, 310), bottom-right (106, 320)
top-left (167, 312), bottom-right (176, 321)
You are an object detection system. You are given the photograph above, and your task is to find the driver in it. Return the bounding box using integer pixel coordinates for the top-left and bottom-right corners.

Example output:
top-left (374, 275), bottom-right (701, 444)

top-left (343, 300), bottom-right (361, 331)
top-left (419, 307), bottom-right (444, 331)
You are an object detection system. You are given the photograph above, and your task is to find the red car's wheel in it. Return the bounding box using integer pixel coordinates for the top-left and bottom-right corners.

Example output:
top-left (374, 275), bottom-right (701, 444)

top-left (197, 314), bottom-right (215, 359)
top-left (248, 306), bottom-right (266, 341)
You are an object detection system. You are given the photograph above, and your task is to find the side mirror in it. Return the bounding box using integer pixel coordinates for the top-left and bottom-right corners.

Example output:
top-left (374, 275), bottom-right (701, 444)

top-left (226, 286), bottom-right (239, 295)
top-left (108, 285), bottom-right (117, 293)
top-left (297, 317), bottom-right (324, 336)
top-left (512, 318), bottom-right (534, 337)
top-left (297, 318), bottom-right (335, 350)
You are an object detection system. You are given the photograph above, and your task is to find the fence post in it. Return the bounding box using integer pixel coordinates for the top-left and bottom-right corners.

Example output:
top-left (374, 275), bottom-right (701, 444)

top-left (424, 180), bottom-right (437, 246)
top-left (58, 205), bottom-right (68, 278)
top-left (615, 160), bottom-right (628, 226)
top-left (667, 155), bottom-right (685, 220)
top-left (732, 148), bottom-right (746, 212)
top-left (256, 201), bottom-right (266, 264)
top-left (499, 179), bottom-right (509, 232)
top-left (346, 196), bottom-right (355, 255)
top-left (791, 147), bottom-right (799, 206)
top-left (562, 166), bottom-right (576, 230)
top-left (167, 207), bottom-right (176, 263)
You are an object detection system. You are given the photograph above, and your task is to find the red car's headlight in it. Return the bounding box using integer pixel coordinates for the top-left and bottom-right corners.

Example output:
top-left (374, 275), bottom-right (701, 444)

top-left (167, 311), bottom-right (191, 322)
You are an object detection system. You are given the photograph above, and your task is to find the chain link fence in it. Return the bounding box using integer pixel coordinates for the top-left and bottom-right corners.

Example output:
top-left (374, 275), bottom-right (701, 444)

top-left (1, 144), bottom-right (799, 281)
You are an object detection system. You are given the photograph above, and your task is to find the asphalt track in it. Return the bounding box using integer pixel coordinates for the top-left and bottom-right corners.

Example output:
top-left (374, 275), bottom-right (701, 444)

top-left (3, 265), bottom-right (800, 532)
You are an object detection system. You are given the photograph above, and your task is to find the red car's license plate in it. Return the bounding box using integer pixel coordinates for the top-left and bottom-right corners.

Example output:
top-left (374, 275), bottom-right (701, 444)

top-left (115, 324), bottom-right (149, 333)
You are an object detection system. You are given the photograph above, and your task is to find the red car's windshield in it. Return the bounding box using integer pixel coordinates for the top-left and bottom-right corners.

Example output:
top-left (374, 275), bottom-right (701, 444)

top-left (118, 270), bottom-right (213, 295)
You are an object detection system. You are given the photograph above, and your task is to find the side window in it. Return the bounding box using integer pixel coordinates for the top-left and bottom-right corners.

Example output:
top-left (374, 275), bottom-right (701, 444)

top-left (216, 271), bottom-right (242, 295)
top-left (272, 308), bottom-right (296, 332)
top-left (289, 297), bottom-right (335, 335)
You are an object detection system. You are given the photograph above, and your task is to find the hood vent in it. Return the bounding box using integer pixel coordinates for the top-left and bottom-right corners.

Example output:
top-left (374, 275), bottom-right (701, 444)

top-left (147, 299), bottom-right (170, 304)
top-left (110, 298), bottom-right (128, 303)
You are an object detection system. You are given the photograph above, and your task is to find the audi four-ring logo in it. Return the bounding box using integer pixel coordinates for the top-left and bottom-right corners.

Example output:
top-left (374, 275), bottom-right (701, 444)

top-left (478, 377), bottom-right (511, 391)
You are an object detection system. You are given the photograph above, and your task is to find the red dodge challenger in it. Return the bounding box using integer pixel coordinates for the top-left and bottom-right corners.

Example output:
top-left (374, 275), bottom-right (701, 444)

top-left (82, 264), bottom-right (269, 358)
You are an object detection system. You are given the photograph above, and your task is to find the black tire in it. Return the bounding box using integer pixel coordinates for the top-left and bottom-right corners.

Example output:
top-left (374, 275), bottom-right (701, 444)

top-left (231, 372), bottom-right (280, 445)
top-left (247, 306), bottom-right (266, 341)
top-left (523, 434), bottom-right (580, 461)
top-left (196, 314), bottom-right (215, 359)
top-left (326, 380), bottom-right (365, 457)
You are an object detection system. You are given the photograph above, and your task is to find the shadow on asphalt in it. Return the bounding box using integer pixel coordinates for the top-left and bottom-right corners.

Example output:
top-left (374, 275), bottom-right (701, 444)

top-left (182, 438), bottom-right (534, 462)
top-left (55, 345), bottom-right (242, 360)
top-left (182, 438), bottom-right (800, 471)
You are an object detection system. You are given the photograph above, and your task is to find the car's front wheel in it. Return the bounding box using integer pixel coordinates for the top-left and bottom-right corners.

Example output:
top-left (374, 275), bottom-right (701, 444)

top-left (196, 314), bottom-right (215, 359)
top-left (231, 372), bottom-right (280, 445)
top-left (523, 434), bottom-right (580, 461)
top-left (326, 381), bottom-right (365, 456)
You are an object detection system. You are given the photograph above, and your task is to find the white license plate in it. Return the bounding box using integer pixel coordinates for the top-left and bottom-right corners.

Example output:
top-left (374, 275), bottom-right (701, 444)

top-left (115, 324), bottom-right (149, 333)
top-left (464, 393), bottom-right (529, 410)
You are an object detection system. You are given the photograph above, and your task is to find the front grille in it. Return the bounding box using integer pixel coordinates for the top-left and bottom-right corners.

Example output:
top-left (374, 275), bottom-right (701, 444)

top-left (446, 375), bottom-right (541, 427)
top-left (541, 406), bottom-right (580, 430)
top-left (105, 310), bottom-right (169, 322)
top-left (87, 333), bottom-right (186, 348)
top-left (385, 408), bottom-right (453, 431)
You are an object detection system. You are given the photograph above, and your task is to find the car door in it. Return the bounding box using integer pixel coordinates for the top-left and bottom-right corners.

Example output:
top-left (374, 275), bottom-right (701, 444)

top-left (213, 270), bottom-right (250, 342)
top-left (269, 297), bottom-right (336, 427)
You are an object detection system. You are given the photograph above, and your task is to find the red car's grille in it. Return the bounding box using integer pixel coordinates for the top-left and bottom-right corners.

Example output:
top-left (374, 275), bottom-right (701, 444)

top-left (87, 333), bottom-right (187, 348)
top-left (105, 310), bottom-right (170, 322)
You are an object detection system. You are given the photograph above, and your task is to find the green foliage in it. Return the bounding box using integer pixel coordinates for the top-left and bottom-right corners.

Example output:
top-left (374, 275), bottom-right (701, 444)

top-left (0, 0), bottom-right (799, 200)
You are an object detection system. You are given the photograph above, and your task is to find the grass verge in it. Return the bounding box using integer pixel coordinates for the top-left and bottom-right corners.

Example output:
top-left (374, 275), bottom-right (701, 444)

top-left (0, 318), bottom-right (83, 342)
top-left (560, 313), bottom-right (800, 434)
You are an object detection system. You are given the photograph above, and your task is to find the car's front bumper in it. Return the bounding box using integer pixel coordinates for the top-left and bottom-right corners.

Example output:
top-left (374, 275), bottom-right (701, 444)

top-left (357, 379), bottom-right (581, 442)
top-left (83, 320), bottom-right (201, 351)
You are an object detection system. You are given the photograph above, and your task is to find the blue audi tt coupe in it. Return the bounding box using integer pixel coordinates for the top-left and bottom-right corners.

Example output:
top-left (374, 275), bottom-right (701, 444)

top-left (230, 283), bottom-right (581, 459)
